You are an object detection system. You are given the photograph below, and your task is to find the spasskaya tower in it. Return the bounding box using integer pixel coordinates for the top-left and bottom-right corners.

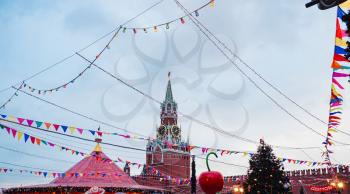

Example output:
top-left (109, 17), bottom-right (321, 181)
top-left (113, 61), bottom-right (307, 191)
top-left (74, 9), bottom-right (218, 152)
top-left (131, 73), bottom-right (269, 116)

top-left (145, 74), bottom-right (190, 179)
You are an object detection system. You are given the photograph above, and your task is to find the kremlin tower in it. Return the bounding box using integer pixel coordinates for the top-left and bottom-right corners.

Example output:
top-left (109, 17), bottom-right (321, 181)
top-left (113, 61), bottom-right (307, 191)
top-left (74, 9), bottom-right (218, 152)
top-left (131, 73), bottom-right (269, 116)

top-left (145, 75), bottom-right (191, 179)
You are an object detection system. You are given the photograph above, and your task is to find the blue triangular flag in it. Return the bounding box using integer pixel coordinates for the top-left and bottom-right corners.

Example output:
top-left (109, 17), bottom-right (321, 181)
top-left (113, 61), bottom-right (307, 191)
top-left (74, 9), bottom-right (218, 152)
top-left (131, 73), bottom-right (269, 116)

top-left (89, 130), bottom-right (96, 135)
top-left (0, 114), bottom-right (7, 119)
top-left (61, 125), bottom-right (68, 133)
top-left (43, 172), bottom-right (48, 177)
top-left (335, 46), bottom-right (347, 55)
top-left (337, 7), bottom-right (346, 18)
top-left (24, 134), bottom-right (29, 142)
top-left (330, 111), bottom-right (342, 115)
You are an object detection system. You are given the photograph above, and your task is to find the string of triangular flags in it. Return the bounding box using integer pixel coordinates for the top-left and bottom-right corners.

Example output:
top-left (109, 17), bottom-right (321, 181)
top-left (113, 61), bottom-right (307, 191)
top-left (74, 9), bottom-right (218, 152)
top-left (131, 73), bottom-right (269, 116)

top-left (323, 1), bottom-right (350, 165)
top-left (0, 167), bottom-right (125, 178)
top-left (0, 122), bottom-right (190, 185)
top-left (0, 114), bottom-right (150, 141)
top-left (0, 166), bottom-right (190, 185)
top-left (0, 114), bottom-right (340, 168)
top-left (0, 123), bottom-right (87, 156)
top-left (197, 146), bottom-right (340, 168)
top-left (123, 0), bottom-right (214, 34)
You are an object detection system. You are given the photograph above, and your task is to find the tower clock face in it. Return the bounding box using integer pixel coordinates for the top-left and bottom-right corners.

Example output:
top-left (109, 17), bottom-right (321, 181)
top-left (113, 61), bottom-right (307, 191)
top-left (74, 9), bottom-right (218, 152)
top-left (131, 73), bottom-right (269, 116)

top-left (158, 126), bottom-right (166, 138)
top-left (171, 126), bottom-right (180, 137)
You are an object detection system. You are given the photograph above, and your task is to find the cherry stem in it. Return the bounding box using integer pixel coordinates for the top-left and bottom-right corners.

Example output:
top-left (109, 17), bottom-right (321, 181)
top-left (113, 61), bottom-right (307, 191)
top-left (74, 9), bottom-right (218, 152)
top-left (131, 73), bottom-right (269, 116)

top-left (205, 152), bottom-right (218, 172)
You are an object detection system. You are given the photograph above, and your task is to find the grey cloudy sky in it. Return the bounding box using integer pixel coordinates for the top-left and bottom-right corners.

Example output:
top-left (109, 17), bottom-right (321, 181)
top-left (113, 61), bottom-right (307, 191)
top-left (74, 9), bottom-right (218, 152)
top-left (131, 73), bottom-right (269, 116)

top-left (0, 0), bottom-right (346, 187)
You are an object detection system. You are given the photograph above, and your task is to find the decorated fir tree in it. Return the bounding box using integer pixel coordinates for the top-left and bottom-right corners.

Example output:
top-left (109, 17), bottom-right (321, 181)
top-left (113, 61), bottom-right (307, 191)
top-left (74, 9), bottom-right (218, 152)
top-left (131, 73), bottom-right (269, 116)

top-left (244, 139), bottom-right (291, 194)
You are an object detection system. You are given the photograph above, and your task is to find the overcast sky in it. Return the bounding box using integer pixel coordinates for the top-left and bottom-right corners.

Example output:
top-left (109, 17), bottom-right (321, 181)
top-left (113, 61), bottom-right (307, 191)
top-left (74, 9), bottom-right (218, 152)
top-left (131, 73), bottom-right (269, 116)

top-left (0, 0), bottom-right (347, 188)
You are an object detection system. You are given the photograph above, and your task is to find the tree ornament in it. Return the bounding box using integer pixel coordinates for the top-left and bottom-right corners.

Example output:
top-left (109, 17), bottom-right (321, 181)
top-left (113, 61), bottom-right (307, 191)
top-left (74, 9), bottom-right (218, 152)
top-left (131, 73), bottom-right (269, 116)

top-left (198, 152), bottom-right (224, 194)
top-left (143, 28), bottom-right (147, 33)
top-left (166, 23), bottom-right (170, 29)
top-left (153, 26), bottom-right (158, 32)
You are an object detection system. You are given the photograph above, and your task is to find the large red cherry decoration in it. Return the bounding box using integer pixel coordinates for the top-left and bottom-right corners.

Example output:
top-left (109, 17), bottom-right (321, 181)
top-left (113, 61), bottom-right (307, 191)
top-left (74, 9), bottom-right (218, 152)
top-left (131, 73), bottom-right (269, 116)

top-left (199, 152), bottom-right (224, 194)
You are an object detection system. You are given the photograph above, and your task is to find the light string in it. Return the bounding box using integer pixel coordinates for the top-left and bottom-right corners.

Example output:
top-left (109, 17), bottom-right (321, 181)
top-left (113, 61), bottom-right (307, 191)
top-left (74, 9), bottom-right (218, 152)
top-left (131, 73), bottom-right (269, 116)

top-left (0, 82), bottom-right (24, 109)
top-left (123, 0), bottom-right (214, 33)
top-left (17, 0), bottom-right (213, 95)
top-left (0, 0), bottom-right (165, 94)
top-left (21, 26), bottom-right (122, 95)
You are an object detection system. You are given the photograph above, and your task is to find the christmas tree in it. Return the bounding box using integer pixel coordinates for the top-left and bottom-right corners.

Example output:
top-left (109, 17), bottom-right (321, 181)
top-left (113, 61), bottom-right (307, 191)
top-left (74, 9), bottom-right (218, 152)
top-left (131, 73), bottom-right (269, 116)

top-left (244, 139), bottom-right (291, 194)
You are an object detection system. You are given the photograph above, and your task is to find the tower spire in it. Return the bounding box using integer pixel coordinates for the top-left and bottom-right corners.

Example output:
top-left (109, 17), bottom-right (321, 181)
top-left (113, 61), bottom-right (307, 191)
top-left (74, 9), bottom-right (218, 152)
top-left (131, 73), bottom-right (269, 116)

top-left (165, 72), bottom-right (173, 102)
top-left (93, 126), bottom-right (102, 153)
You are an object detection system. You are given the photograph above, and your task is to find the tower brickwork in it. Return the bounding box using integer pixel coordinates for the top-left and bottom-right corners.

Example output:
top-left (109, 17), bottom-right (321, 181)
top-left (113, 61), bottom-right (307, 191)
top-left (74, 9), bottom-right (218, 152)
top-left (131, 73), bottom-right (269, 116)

top-left (146, 76), bottom-right (190, 179)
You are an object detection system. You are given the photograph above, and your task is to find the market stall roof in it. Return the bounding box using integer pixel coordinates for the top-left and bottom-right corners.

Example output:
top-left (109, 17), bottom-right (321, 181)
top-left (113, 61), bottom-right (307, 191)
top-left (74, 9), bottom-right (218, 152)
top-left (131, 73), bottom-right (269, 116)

top-left (5, 140), bottom-right (164, 193)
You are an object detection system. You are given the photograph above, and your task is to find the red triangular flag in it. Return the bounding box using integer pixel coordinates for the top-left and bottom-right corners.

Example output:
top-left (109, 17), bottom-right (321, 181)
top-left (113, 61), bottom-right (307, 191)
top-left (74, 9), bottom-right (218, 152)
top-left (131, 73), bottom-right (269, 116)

top-left (53, 124), bottom-right (60, 131)
top-left (30, 136), bottom-right (36, 144)
top-left (336, 18), bottom-right (343, 39)
top-left (17, 118), bottom-right (25, 124)
top-left (44, 122), bottom-right (51, 129)
top-left (334, 54), bottom-right (349, 62)
top-left (11, 128), bottom-right (17, 138)
top-left (26, 119), bottom-right (34, 127)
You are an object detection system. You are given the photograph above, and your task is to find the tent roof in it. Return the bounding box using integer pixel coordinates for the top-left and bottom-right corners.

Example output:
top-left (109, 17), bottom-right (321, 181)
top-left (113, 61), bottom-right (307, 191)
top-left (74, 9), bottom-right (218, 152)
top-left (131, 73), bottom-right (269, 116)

top-left (6, 143), bottom-right (162, 192)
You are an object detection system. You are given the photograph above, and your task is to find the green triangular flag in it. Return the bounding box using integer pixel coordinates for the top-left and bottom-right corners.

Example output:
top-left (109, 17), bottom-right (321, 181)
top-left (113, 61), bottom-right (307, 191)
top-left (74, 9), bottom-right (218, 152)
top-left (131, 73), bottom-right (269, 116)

top-left (35, 121), bottom-right (43, 128)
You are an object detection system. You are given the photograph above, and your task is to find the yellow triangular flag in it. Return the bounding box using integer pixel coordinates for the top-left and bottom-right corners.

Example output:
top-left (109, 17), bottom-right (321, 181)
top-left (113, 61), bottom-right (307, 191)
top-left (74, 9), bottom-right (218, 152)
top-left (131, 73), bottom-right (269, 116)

top-left (340, 0), bottom-right (350, 9)
top-left (243, 152), bottom-right (248, 157)
top-left (8, 115), bottom-right (16, 122)
top-left (69, 127), bottom-right (76, 134)
top-left (336, 38), bottom-right (347, 47)
top-left (17, 132), bottom-right (23, 141)
top-left (329, 128), bottom-right (338, 133)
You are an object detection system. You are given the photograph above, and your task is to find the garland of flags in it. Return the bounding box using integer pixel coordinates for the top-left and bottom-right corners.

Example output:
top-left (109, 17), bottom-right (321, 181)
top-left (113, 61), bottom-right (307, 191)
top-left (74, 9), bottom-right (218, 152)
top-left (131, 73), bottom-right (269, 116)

top-left (0, 114), bottom-right (340, 168)
top-left (0, 123), bottom-right (86, 156)
top-left (123, 0), bottom-right (214, 34)
top-left (0, 167), bottom-right (124, 178)
top-left (0, 114), bottom-right (150, 141)
top-left (197, 146), bottom-right (332, 167)
top-left (0, 122), bottom-right (190, 185)
top-left (323, 1), bottom-right (350, 165)
top-left (0, 166), bottom-right (190, 185)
